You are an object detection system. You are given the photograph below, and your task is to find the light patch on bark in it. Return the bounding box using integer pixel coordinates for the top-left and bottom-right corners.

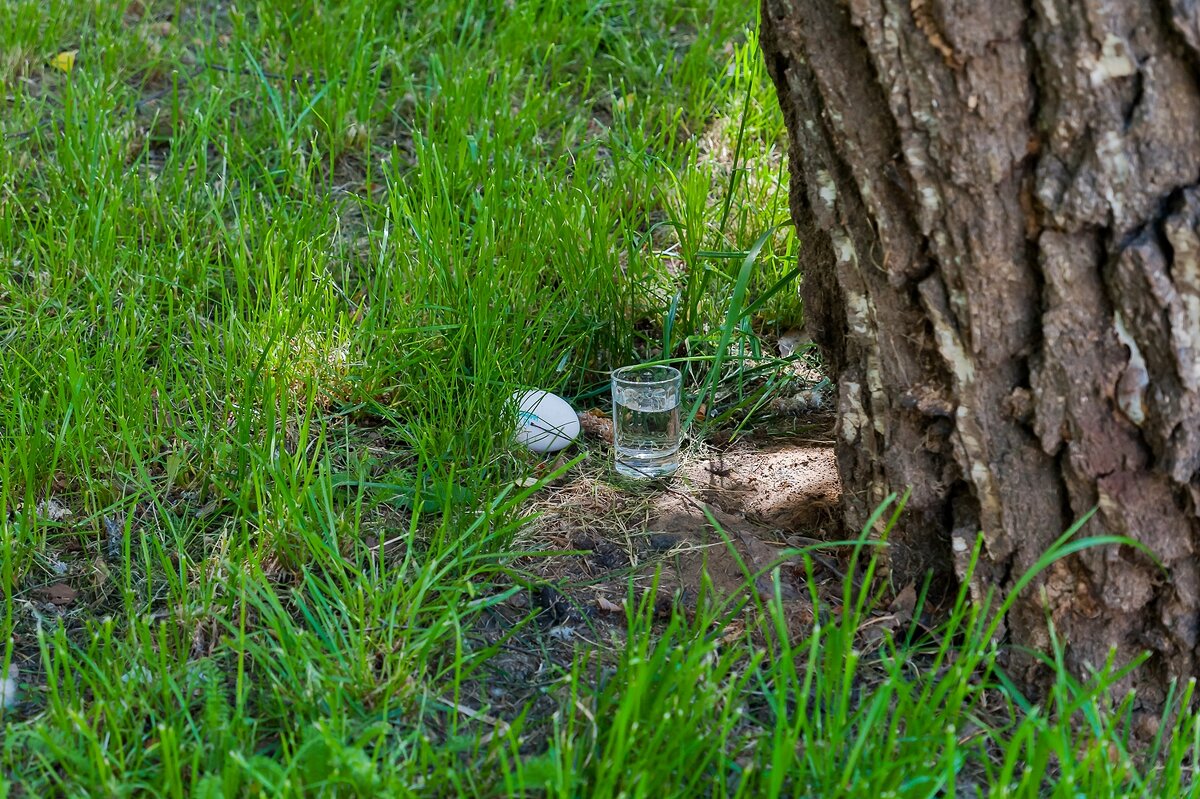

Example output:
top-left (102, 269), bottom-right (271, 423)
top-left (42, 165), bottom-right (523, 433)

top-left (1097, 131), bottom-right (1130, 221)
top-left (902, 144), bottom-right (939, 227)
top-left (816, 169), bottom-right (838, 210)
top-left (1039, 0), bottom-right (1060, 27)
top-left (956, 405), bottom-right (1005, 541)
top-left (1173, 297), bottom-right (1200, 392)
top-left (1096, 483), bottom-right (1124, 526)
top-left (839, 380), bottom-right (867, 443)
top-left (1091, 34), bottom-right (1137, 84)
top-left (831, 229), bottom-right (858, 270)
top-left (843, 287), bottom-right (874, 350)
top-left (951, 526), bottom-right (997, 625)
top-left (1113, 311), bottom-right (1149, 425)
top-left (1165, 204), bottom-right (1200, 390)
top-left (836, 233), bottom-right (887, 434)
top-left (918, 274), bottom-right (1003, 535)
top-left (903, 144), bottom-right (927, 172)
top-left (922, 296), bottom-right (976, 385)
top-left (919, 185), bottom-right (941, 215)
top-left (866, 352), bottom-right (887, 435)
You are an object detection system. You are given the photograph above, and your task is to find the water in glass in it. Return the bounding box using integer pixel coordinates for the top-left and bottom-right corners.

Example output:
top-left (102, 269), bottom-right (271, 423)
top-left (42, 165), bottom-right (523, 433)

top-left (611, 365), bottom-right (682, 478)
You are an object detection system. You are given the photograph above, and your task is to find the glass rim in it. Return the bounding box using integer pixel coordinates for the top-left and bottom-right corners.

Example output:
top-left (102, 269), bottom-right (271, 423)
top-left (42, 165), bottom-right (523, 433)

top-left (610, 364), bottom-right (682, 386)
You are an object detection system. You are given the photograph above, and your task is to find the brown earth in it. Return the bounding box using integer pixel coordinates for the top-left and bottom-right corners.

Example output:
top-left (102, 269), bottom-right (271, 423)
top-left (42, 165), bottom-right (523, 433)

top-left (511, 435), bottom-right (845, 635)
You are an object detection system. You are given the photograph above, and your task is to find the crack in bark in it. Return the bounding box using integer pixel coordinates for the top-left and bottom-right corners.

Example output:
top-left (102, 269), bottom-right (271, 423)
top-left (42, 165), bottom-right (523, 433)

top-left (1121, 68), bottom-right (1146, 132)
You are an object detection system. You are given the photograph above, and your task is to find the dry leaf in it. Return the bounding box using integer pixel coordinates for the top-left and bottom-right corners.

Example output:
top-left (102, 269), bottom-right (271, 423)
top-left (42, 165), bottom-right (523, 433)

top-left (37, 582), bottom-right (78, 606)
top-left (36, 498), bottom-right (72, 522)
top-left (344, 121), bottom-right (368, 148)
top-left (888, 583), bottom-right (918, 626)
top-left (777, 328), bottom-right (805, 357)
top-left (596, 595), bottom-right (623, 613)
top-left (718, 617), bottom-right (746, 645)
top-left (50, 50), bottom-right (77, 73)
top-left (861, 583), bottom-right (921, 647)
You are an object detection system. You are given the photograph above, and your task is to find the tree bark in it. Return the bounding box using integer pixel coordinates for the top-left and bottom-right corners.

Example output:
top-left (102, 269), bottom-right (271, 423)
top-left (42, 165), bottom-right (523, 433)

top-left (761, 0), bottom-right (1200, 704)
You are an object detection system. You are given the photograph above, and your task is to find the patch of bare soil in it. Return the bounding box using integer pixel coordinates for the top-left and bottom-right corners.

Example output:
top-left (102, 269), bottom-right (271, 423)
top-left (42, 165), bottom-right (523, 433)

top-left (506, 435), bottom-right (846, 637)
top-left (679, 442), bottom-right (840, 533)
top-left (462, 432), bottom-right (851, 746)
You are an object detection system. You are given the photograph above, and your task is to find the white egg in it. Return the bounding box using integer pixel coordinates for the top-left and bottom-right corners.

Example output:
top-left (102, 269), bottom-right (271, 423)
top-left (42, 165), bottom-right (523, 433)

top-left (513, 390), bottom-right (580, 453)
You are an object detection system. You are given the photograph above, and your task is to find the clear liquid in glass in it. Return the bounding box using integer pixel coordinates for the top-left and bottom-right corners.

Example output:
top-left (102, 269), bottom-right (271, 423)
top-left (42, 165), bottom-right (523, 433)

top-left (611, 366), bottom-right (682, 479)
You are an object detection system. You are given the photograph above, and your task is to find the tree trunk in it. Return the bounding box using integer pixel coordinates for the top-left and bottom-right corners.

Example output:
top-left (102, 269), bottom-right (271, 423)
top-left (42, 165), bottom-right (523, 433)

top-left (761, 0), bottom-right (1200, 704)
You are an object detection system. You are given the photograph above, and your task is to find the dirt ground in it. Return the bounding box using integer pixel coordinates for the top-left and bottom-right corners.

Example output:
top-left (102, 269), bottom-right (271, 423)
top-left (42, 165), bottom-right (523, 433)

top-left (465, 425), bottom-right (857, 728)
top-left (523, 430), bottom-right (840, 599)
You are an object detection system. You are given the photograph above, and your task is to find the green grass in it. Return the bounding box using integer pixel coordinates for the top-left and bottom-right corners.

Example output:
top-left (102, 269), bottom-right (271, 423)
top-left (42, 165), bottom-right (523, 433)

top-left (1, 0), bottom-right (1198, 795)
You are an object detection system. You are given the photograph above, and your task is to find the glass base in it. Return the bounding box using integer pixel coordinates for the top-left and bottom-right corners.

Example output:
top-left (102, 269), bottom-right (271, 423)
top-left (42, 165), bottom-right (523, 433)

top-left (614, 454), bottom-right (680, 479)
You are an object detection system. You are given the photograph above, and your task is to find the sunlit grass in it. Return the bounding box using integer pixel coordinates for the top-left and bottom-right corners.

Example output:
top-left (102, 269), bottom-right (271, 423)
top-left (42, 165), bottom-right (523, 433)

top-left (1, 0), bottom-right (1196, 795)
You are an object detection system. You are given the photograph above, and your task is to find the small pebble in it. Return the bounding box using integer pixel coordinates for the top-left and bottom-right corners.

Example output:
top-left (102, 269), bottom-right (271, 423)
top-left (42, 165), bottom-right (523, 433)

top-left (648, 533), bottom-right (678, 552)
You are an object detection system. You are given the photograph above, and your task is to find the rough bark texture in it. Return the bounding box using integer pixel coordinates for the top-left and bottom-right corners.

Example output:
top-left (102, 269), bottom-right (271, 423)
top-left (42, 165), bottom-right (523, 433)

top-left (761, 0), bottom-right (1200, 705)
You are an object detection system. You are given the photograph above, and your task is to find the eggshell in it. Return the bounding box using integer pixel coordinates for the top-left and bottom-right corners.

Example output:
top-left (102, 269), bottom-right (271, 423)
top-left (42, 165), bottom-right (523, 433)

top-left (513, 390), bottom-right (580, 453)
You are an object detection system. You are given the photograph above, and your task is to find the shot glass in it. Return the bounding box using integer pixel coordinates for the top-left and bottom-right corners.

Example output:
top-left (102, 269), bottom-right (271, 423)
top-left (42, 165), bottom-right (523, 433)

top-left (610, 364), bottom-right (683, 478)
